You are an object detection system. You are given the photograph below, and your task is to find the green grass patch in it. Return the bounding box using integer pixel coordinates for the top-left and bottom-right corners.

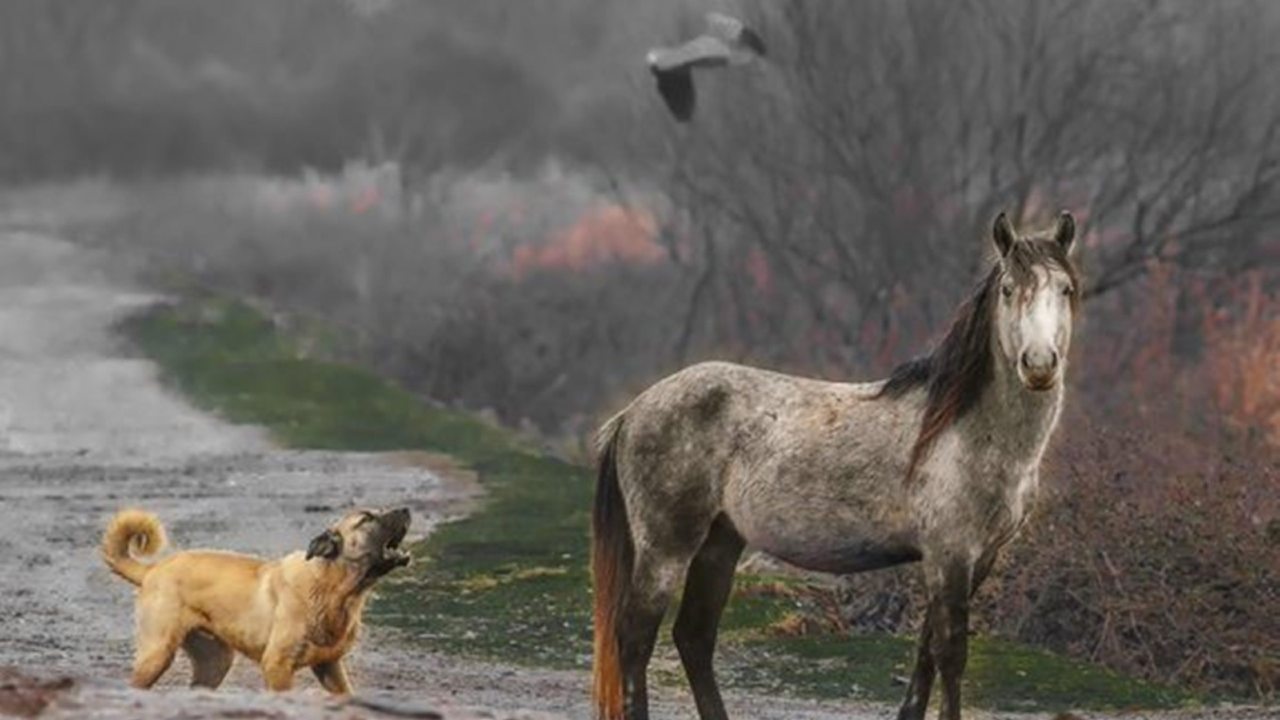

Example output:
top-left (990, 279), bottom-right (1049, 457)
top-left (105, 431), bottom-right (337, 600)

top-left (122, 297), bottom-right (1196, 711)
top-left (123, 297), bottom-right (596, 668)
top-left (722, 634), bottom-right (1191, 711)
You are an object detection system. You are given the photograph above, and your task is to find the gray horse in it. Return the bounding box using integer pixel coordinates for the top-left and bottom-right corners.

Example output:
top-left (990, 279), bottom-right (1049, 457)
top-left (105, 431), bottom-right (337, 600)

top-left (591, 212), bottom-right (1080, 720)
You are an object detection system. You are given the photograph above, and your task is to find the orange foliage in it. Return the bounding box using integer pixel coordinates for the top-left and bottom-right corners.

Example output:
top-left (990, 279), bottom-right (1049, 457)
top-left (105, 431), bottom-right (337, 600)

top-left (511, 205), bottom-right (663, 278)
top-left (1202, 272), bottom-right (1280, 444)
top-left (1080, 260), bottom-right (1280, 448)
top-left (350, 186), bottom-right (379, 214)
top-left (1127, 260), bottom-right (1181, 400)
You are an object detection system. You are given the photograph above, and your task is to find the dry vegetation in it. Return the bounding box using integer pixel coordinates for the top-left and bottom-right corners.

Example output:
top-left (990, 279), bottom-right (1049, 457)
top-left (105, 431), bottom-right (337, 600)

top-left (840, 408), bottom-right (1280, 699)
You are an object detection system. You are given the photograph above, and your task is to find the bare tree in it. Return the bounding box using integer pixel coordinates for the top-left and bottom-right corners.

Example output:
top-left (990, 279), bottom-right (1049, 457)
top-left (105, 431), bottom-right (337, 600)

top-left (648, 0), bottom-right (1280, 373)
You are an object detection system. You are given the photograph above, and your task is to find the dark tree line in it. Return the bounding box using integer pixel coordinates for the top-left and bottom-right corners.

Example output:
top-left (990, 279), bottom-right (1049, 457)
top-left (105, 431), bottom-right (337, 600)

top-left (0, 0), bottom-right (664, 181)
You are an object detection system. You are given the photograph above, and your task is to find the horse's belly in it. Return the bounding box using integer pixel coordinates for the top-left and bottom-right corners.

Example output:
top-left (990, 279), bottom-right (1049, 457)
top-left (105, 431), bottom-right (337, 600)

top-left (761, 533), bottom-right (922, 574)
top-left (730, 501), bottom-right (921, 575)
top-left (723, 430), bottom-right (919, 574)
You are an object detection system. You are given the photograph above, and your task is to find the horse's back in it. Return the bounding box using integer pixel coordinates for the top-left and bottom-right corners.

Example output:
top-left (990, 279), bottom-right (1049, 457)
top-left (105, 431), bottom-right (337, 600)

top-left (626, 360), bottom-right (879, 413)
top-left (608, 361), bottom-right (921, 567)
top-left (616, 361), bottom-right (867, 461)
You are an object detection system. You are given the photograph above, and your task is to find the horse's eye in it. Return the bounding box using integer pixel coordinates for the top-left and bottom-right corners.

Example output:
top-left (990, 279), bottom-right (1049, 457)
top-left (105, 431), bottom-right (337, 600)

top-left (1001, 284), bottom-right (1014, 299)
top-left (1062, 285), bottom-right (1074, 297)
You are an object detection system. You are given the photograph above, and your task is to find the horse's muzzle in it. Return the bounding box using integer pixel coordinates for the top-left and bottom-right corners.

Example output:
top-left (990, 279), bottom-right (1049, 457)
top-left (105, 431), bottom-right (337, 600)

top-left (1019, 348), bottom-right (1060, 391)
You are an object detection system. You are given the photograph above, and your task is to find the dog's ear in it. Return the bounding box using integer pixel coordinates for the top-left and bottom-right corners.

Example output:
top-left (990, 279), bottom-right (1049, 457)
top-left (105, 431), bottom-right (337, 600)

top-left (306, 529), bottom-right (342, 560)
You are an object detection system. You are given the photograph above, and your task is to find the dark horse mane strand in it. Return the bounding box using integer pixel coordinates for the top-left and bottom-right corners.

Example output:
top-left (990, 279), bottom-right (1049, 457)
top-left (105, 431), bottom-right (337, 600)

top-left (878, 236), bottom-right (1079, 483)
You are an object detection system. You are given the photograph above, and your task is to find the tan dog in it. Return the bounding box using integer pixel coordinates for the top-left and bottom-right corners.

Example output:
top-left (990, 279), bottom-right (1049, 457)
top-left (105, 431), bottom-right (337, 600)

top-left (101, 507), bottom-right (411, 693)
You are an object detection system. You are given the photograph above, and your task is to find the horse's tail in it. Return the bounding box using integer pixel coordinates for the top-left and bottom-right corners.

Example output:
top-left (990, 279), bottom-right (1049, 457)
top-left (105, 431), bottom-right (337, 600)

top-left (592, 413), bottom-right (632, 720)
top-left (101, 508), bottom-right (168, 587)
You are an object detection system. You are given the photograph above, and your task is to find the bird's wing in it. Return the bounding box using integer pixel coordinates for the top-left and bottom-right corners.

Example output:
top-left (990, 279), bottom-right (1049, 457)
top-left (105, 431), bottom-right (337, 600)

top-left (653, 67), bottom-right (696, 122)
top-left (647, 35), bottom-right (733, 72)
top-left (705, 12), bottom-right (766, 57)
top-left (705, 12), bottom-right (745, 41)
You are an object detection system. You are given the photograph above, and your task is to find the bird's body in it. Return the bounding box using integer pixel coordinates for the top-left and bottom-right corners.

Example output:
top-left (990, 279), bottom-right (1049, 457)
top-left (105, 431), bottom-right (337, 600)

top-left (646, 12), bottom-right (766, 121)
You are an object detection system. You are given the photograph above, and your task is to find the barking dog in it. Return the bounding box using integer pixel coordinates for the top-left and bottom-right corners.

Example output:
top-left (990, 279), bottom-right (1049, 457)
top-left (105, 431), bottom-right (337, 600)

top-left (101, 507), bottom-right (411, 693)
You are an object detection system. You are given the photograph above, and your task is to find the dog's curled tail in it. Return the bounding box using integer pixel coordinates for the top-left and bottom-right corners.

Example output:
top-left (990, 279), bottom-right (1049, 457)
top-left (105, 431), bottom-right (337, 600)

top-left (101, 509), bottom-right (168, 586)
top-left (592, 413), bottom-right (631, 720)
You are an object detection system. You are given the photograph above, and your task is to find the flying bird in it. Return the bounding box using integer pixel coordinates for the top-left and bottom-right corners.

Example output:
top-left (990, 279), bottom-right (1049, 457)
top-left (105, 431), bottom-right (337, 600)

top-left (646, 12), bottom-right (767, 122)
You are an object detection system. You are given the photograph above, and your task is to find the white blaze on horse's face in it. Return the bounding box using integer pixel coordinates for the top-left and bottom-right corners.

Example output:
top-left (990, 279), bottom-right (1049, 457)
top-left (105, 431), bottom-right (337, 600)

top-left (998, 265), bottom-right (1074, 391)
top-left (991, 212), bottom-right (1078, 392)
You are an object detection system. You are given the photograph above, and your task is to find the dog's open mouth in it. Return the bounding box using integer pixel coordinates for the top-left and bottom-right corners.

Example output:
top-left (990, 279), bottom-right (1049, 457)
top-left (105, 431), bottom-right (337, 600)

top-left (377, 518), bottom-right (411, 569)
top-left (382, 532), bottom-right (411, 567)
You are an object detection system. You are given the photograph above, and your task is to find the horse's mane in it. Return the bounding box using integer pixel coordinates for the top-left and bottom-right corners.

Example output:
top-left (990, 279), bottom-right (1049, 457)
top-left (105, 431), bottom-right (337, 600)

top-left (878, 237), bottom-right (1079, 483)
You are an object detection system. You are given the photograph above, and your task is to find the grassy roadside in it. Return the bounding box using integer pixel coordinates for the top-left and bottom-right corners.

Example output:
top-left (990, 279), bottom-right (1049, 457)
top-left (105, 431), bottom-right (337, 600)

top-left (122, 296), bottom-right (1196, 712)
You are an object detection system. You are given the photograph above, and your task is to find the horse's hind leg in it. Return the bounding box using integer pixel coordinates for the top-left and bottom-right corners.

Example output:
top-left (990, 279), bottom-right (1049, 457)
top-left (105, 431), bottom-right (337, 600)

top-left (619, 553), bottom-right (679, 720)
top-left (673, 515), bottom-right (744, 720)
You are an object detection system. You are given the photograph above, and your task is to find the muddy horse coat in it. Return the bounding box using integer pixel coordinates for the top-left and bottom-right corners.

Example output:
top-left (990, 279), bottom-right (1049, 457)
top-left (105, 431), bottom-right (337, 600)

top-left (591, 212), bottom-right (1080, 720)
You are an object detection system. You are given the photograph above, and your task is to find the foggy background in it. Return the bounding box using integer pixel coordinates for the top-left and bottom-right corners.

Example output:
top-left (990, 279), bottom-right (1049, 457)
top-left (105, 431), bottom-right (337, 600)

top-left (0, 0), bottom-right (1276, 700)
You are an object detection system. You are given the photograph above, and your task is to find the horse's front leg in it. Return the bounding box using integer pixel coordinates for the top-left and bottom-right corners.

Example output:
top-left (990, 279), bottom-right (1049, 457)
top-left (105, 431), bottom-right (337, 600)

top-left (896, 603), bottom-right (936, 720)
top-left (929, 560), bottom-right (973, 720)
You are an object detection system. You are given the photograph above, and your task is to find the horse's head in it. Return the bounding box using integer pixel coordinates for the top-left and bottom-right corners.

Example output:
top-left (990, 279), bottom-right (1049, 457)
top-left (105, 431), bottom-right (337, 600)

top-left (990, 212), bottom-right (1079, 392)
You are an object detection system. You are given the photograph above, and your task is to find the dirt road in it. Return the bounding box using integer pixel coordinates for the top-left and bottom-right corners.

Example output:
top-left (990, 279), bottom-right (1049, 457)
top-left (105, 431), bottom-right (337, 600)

top-left (0, 229), bottom-right (555, 718)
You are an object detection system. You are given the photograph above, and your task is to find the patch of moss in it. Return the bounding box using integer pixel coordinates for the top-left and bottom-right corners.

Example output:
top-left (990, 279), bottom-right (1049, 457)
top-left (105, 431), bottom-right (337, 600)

top-left (963, 636), bottom-right (1193, 711)
top-left (122, 297), bottom-right (1198, 711)
top-left (122, 298), bottom-right (596, 668)
top-left (722, 634), bottom-right (1193, 711)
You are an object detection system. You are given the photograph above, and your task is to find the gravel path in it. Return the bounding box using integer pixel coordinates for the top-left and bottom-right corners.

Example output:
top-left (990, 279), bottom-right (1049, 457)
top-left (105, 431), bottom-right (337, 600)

top-left (0, 230), bottom-right (533, 718)
top-left (0, 229), bottom-right (1271, 720)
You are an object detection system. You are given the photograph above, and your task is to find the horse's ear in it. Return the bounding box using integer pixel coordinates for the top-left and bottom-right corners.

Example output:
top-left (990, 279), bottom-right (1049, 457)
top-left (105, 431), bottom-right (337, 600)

top-left (992, 212), bottom-right (1016, 257)
top-left (1054, 211), bottom-right (1076, 254)
top-left (306, 529), bottom-right (342, 560)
